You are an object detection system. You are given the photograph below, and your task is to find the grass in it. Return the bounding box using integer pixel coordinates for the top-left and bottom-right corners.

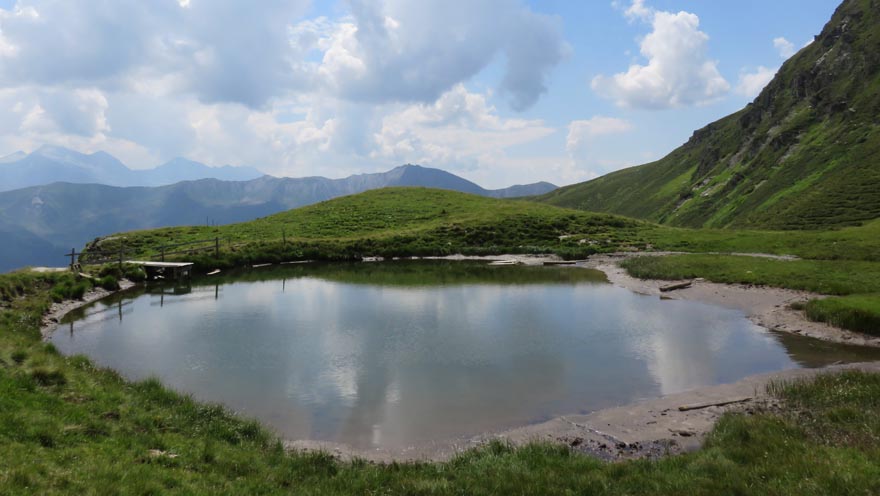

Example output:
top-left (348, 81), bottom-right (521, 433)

top-left (3, 269), bottom-right (880, 494)
top-left (620, 254), bottom-right (880, 335)
top-left (805, 295), bottom-right (880, 336)
top-left (91, 188), bottom-right (653, 269)
top-left (641, 218), bottom-right (880, 262)
top-left (85, 188), bottom-right (880, 273)
top-left (620, 254), bottom-right (880, 295)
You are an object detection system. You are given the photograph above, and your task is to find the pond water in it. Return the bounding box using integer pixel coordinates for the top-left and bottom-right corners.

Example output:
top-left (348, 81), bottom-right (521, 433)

top-left (53, 261), bottom-right (880, 449)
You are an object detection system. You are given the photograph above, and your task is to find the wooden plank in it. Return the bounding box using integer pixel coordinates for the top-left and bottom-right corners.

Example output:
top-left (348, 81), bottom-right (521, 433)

top-left (678, 397), bottom-right (751, 411)
top-left (660, 280), bottom-right (694, 292)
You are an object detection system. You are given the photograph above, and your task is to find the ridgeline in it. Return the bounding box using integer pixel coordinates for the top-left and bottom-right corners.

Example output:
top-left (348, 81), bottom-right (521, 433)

top-left (537, 0), bottom-right (880, 230)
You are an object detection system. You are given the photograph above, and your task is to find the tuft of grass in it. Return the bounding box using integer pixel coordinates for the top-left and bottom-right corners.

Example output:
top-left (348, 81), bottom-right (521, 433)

top-left (805, 294), bottom-right (880, 336)
top-left (48, 275), bottom-right (93, 302)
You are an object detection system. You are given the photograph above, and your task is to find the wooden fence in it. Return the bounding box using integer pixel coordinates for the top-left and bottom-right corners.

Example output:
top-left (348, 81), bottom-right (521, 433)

top-left (65, 237), bottom-right (225, 271)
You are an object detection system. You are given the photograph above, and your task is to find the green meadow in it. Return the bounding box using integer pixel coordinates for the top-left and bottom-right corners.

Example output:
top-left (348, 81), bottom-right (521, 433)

top-left (3, 187), bottom-right (880, 493)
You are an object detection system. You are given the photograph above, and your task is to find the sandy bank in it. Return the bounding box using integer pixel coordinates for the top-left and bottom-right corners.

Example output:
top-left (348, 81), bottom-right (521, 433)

top-left (584, 253), bottom-right (880, 349)
top-left (287, 361), bottom-right (880, 463)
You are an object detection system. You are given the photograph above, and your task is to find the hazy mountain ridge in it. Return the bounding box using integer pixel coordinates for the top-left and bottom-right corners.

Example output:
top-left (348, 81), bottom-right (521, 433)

top-left (0, 164), bottom-right (556, 271)
top-left (0, 145), bottom-right (266, 191)
top-left (537, 0), bottom-right (880, 229)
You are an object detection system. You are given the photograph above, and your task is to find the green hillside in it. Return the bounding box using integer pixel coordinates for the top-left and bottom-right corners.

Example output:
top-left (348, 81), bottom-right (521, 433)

top-left (538, 0), bottom-right (880, 229)
top-left (90, 187), bottom-right (649, 265)
top-left (91, 187), bottom-right (880, 270)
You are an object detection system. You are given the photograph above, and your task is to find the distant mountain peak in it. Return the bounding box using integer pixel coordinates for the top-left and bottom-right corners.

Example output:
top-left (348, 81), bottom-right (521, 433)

top-left (33, 144), bottom-right (81, 157)
top-left (0, 151), bottom-right (26, 163)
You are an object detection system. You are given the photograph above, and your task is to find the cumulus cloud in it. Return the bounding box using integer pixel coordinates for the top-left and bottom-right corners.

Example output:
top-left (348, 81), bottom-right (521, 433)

top-left (0, 0), bottom-right (311, 108)
top-left (735, 66), bottom-right (776, 98)
top-left (592, 1), bottom-right (729, 109)
top-left (566, 116), bottom-right (634, 177)
top-left (295, 0), bottom-right (566, 110)
top-left (773, 37), bottom-right (796, 58)
top-left (1, 0), bottom-right (564, 111)
top-left (0, 0), bottom-right (572, 185)
top-left (372, 85), bottom-right (554, 172)
top-left (566, 116), bottom-right (633, 145)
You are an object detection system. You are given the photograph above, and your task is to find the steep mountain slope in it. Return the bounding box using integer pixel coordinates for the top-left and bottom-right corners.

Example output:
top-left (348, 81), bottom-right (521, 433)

top-left (0, 165), bottom-right (556, 271)
top-left (538, 0), bottom-right (880, 229)
top-left (0, 146), bottom-right (265, 191)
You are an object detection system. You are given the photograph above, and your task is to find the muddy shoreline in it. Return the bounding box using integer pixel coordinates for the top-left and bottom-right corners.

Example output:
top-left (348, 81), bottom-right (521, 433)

top-left (36, 256), bottom-right (880, 464)
top-left (40, 278), bottom-right (136, 340)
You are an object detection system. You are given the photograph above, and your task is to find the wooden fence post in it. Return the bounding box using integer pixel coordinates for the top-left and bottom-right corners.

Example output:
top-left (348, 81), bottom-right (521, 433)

top-left (118, 247), bottom-right (124, 270)
top-left (215, 237), bottom-right (220, 258)
top-left (68, 248), bottom-right (76, 271)
top-left (160, 246), bottom-right (166, 262)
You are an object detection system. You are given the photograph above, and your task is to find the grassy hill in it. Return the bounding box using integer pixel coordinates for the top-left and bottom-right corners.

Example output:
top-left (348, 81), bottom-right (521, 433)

top-left (537, 0), bottom-right (880, 230)
top-left (90, 187), bottom-right (649, 266)
top-left (0, 165), bottom-right (556, 272)
top-left (88, 187), bottom-right (880, 270)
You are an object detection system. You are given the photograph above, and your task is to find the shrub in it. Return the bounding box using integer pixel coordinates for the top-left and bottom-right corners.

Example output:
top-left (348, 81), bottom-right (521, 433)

top-left (97, 275), bottom-right (119, 291)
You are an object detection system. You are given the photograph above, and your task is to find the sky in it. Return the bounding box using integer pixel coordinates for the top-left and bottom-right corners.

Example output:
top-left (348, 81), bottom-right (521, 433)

top-left (0, 0), bottom-right (838, 188)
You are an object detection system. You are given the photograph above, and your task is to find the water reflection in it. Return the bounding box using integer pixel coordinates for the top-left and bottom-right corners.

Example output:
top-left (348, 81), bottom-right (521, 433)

top-left (54, 261), bottom-right (880, 449)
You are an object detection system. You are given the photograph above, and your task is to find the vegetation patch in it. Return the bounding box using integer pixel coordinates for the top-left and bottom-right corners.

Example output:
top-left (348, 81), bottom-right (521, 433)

top-left (805, 295), bottom-right (880, 336)
top-left (621, 254), bottom-right (880, 295)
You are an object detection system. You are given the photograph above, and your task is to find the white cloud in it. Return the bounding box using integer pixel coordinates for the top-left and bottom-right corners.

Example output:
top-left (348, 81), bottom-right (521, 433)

top-left (0, 0), bottom-right (574, 187)
top-left (371, 85), bottom-right (555, 178)
top-left (294, 0), bottom-right (567, 111)
top-left (592, 1), bottom-right (729, 109)
top-left (615, 0), bottom-right (653, 22)
top-left (773, 37), bottom-right (796, 58)
top-left (566, 116), bottom-right (633, 146)
top-left (735, 66), bottom-right (776, 98)
top-left (0, 0), bottom-right (312, 108)
top-left (0, 0), bottom-right (564, 112)
top-left (565, 116), bottom-right (635, 178)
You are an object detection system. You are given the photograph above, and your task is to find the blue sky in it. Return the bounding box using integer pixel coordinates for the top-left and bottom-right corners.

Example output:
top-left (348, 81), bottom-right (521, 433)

top-left (0, 0), bottom-right (838, 187)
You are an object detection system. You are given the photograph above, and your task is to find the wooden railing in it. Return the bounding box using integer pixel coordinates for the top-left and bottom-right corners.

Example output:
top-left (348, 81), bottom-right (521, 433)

top-left (65, 237), bottom-right (225, 271)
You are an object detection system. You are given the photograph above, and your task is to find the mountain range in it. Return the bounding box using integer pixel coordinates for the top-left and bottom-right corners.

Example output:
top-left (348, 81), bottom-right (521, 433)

top-left (538, 0), bottom-right (880, 230)
top-left (0, 145), bottom-right (266, 191)
top-left (0, 157), bottom-right (556, 272)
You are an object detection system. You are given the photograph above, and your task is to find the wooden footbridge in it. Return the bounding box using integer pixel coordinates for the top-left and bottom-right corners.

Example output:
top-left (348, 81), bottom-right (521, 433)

top-left (125, 261), bottom-right (193, 281)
